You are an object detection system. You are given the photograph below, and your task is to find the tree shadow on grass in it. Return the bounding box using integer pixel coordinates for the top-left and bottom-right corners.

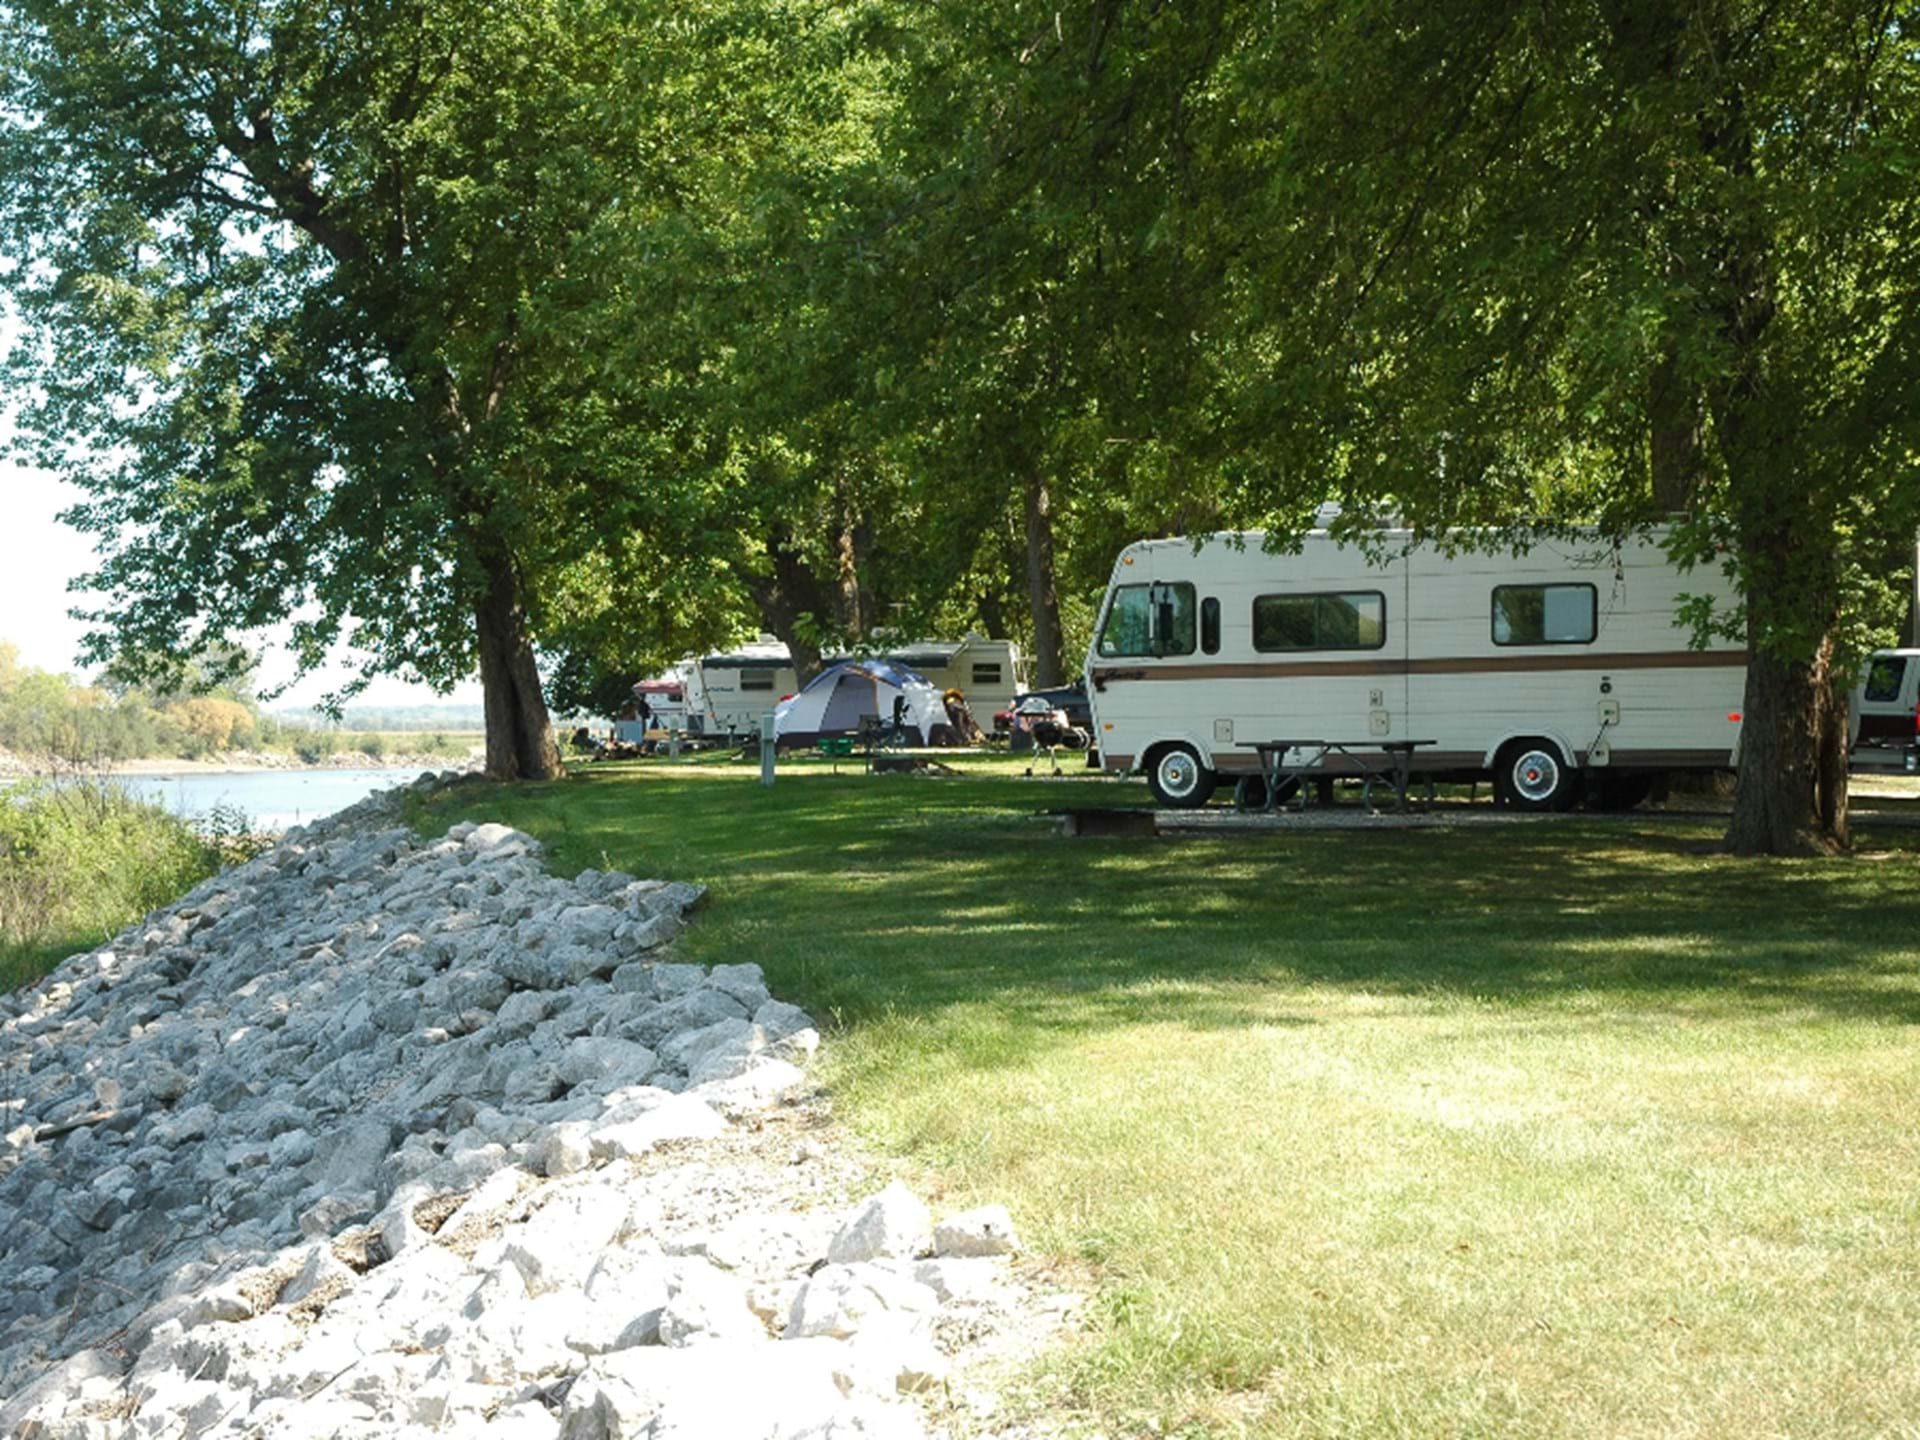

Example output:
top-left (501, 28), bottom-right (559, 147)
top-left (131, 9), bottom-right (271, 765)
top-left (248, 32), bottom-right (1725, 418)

top-left (420, 771), bottom-right (1920, 1041)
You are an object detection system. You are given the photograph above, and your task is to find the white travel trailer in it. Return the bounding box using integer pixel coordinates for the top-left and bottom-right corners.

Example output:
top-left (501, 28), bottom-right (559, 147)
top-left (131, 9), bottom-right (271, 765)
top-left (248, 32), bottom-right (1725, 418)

top-left (684, 640), bottom-right (798, 740)
top-left (868, 636), bottom-right (1026, 715)
top-left (683, 634), bottom-right (1025, 740)
top-left (1087, 529), bottom-right (1749, 809)
top-left (612, 671), bottom-right (689, 745)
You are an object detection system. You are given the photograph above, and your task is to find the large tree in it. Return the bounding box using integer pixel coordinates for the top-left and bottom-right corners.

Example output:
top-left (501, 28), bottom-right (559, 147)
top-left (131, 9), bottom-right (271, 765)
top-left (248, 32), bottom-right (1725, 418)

top-left (752, 1), bottom-right (1229, 687)
top-left (1192, 0), bottom-right (1920, 854)
top-left (0, 0), bottom-right (743, 779)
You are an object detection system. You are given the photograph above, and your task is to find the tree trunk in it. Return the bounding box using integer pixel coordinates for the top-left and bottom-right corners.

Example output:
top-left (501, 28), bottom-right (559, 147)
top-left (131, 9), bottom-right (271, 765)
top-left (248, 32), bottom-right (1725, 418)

top-left (1694, 80), bottom-right (1851, 857)
top-left (1648, 347), bottom-right (1706, 513)
top-left (976, 581), bottom-right (1008, 651)
top-left (1726, 622), bottom-right (1848, 857)
top-left (783, 633), bottom-right (825, 692)
top-left (747, 524), bottom-right (835, 689)
top-left (1024, 471), bottom-right (1066, 687)
top-left (475, 549), bottom-right (563, 782)
top-left (834, 516), bottom-right (865, 641)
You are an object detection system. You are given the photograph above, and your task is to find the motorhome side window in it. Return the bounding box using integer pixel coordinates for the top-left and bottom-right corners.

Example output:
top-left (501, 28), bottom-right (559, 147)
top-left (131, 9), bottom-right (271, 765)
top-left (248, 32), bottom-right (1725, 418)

top-left (971, 663), bottom-right (1002, 685)
top-left (1251, 592), bottom-right (1386, 652)
top-left (1491, 584), bottom-right (1597, 645)
top-left (739, 668), bottom-right (776, 692)
top-left (1097, 582), bottom-right (1197, 657)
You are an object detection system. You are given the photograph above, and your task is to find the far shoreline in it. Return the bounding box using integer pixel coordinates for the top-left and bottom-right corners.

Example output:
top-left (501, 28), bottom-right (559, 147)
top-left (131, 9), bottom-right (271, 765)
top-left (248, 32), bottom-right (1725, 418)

top-left (2, 752), bottom-right (481, 780)
top-left (106, 756), bottom-right (474, 777)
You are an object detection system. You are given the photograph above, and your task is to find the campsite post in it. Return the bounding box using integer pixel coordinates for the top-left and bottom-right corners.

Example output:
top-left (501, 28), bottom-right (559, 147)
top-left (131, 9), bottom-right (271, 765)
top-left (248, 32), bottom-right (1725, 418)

top-left (760, 712), bottom-right (776, 787)
top-left (668, 720), bottom-right (681, 761)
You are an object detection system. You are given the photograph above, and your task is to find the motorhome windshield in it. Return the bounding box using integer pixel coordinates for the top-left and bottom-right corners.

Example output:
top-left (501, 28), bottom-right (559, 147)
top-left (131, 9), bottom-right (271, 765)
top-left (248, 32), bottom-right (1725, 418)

top-left (1098, 582), bottom-right (1197, 657)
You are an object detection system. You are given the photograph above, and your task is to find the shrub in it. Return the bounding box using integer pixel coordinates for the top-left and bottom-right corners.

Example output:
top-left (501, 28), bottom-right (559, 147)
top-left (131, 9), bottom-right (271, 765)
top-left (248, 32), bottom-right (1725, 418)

top-left (0, 780), bottom-right (225, 991)
top-left (294, 734), bottom-right (338, 766)
top-left (194, 801), bottom-right (272, 868)
top-left (356, 733), bottom-right (389, 759)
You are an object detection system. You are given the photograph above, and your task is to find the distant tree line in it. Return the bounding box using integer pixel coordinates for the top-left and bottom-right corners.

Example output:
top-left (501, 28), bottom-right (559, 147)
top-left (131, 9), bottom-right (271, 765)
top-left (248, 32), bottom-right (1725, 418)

top-left (0, 641), bottom-right (477, 765)
top-left (3, 0), bottom-right (1916, 852)
top-left (0, 641), bottom-right (292, 763)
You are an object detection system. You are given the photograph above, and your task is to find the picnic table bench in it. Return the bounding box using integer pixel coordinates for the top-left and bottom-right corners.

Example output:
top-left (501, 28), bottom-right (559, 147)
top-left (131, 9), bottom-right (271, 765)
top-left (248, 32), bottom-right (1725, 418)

top-left (1237, 738), bottom-right (1438, 814)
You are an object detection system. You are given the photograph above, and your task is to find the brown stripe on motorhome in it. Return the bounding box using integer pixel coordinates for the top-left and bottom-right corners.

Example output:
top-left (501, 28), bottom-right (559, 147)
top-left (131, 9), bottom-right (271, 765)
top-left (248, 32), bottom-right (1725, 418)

top-left (1409, 649), bottom-right (1748, 676)
top-left (1090, 648), bottom-right (1748, 685)
top-left (1111, 747), bottom-right (1730, 774)
top-left (1605, 748), bottom-right (1735, 767)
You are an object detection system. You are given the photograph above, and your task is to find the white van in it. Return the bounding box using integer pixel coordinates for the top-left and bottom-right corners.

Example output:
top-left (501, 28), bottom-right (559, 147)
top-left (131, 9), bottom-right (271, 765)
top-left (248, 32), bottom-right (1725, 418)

top-left (1086, 529), bottom-right (1749, 809)
top-left (1849, 649), bottom-right (1920, 774)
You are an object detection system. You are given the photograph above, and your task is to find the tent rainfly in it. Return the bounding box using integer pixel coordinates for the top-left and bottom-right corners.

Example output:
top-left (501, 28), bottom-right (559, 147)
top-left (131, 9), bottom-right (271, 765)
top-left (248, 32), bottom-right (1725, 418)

top-left (773, 659), bottom-right (949, 748)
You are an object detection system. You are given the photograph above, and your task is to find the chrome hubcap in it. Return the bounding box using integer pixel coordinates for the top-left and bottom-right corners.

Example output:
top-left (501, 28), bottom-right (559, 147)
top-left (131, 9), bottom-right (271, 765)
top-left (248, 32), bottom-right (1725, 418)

top-left (1513, 749), bottom-right (1560, 803)
top-left (1158, 752), bottom-right (1198, 797)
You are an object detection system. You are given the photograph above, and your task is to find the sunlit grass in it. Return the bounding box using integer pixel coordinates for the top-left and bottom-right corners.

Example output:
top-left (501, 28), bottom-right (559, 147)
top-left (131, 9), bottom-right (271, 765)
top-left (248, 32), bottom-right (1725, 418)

top-left (420, 758), bottom-right (1920, 1438)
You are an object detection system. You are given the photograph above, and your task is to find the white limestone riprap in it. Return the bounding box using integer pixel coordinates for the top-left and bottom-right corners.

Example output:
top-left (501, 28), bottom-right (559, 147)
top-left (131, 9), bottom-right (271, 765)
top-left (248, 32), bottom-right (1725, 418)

top-left (0, 773), bottom-right (1060, 1440)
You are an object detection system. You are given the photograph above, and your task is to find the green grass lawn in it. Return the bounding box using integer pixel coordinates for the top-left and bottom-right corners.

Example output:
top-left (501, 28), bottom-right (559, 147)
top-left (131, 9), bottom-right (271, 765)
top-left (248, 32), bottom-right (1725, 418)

top-left (418, 757), bottom-right (1920, 1439)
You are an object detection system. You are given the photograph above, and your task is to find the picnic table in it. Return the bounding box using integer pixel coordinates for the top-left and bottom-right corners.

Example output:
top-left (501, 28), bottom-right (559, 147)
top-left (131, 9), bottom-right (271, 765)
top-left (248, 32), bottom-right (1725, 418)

top-left (1237, 739), bottom-right (1437, 814)
top-left (816, 736), bottom-right (858, 772)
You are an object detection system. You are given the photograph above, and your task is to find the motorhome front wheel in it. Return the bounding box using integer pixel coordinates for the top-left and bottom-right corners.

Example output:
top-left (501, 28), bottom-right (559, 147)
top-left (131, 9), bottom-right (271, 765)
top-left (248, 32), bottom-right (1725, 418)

top-left (1147, 744), bottom-right (1217, 808)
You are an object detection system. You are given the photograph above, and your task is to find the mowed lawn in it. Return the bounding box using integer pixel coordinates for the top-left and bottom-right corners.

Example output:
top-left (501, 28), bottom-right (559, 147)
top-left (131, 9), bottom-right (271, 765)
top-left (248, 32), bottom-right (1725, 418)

top-left (419, 759), bottom-right (1920, 1439)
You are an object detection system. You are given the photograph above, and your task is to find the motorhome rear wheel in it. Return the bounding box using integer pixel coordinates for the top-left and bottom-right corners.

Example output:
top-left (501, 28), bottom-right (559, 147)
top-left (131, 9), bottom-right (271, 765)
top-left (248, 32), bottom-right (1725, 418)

top-left (1497, 740), bottom-right (1577, 812)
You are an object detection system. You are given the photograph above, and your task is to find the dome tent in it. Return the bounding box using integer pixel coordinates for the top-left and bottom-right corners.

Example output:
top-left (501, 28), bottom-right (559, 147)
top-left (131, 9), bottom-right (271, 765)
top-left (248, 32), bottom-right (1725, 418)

top-left (773, 659), bottom-right (950, 748)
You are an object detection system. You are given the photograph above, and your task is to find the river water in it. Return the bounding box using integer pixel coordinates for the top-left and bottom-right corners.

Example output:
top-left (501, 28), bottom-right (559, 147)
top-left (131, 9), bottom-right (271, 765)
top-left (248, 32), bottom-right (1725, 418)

top-left (110, 768), bottom-right (418, 831)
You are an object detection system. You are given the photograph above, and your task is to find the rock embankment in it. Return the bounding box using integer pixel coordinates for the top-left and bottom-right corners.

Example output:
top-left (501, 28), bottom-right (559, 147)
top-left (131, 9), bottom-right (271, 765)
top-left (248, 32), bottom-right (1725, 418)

top-left (0, 779), bottom-right (1051, 1438)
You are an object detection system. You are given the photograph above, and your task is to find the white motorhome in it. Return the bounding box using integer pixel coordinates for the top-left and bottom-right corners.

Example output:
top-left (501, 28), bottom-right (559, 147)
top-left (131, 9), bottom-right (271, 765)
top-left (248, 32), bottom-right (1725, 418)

top-left (1087, 529), bottom-right (1748, 809)
top-left (685, 640), bottom-right (798, 740)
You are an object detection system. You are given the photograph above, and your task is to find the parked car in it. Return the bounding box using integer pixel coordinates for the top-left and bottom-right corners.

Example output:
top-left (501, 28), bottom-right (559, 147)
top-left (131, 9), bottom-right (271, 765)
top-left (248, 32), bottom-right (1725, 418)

top-left (1850, 648), bottom-right (1920, 774)
top-left (995, 682), bottom-right (1092, 735)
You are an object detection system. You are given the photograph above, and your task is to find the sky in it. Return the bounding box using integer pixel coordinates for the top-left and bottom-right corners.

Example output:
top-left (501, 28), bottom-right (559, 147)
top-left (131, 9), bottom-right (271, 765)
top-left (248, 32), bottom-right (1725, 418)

top-left (0, 307), bottom-right (481, 711)
top-left (0, 456), bottom-right (481, 711)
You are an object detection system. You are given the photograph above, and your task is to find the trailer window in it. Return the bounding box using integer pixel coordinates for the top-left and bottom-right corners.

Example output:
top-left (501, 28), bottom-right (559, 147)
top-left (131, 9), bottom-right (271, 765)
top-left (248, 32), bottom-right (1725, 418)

top-left (1201, 597), bottom-right (1221, 655)
top-left (971, 663), bottom-right (1002, 686)
top-left (1492, 584), bottom-right (1597, 645)
top-left (1252, 592), bottom-right (1385, 652)
top-left (1863, 655), bottom-right (1907, 702)
top-left (740, 668), bottom-right (776, 692)
top-left (1098, 583), bottom-right (1197, 657)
